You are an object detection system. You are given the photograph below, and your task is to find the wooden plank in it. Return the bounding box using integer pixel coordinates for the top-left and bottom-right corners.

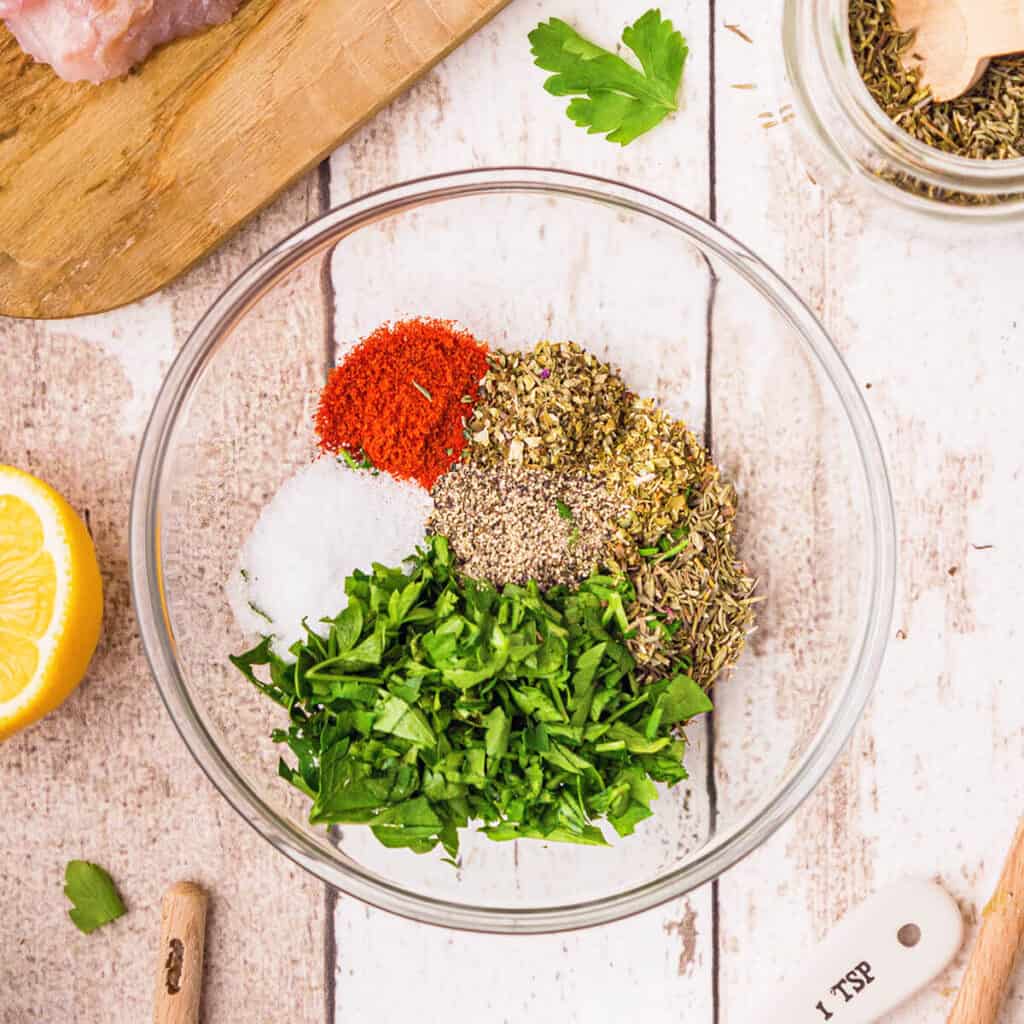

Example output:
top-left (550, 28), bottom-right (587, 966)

top-left (0, 175), bottom-right (330, 1023)
top-left (325, 1), bottom-right (720, 1018)
top-left (711, 6), bottom-right (891, 1018)
top-left (711, 5), bottom-right (1024, 1022)
top-left (0, 0), bottom-right (511, 319)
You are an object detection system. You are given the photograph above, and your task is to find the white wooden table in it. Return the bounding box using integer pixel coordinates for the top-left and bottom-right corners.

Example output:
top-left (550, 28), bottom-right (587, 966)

top-left (3, 1), bottom-right (1023, 1021)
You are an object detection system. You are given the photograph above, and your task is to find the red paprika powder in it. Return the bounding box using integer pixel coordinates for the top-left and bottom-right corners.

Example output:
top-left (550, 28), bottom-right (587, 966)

top-left (315, 319), bottom-right (489, 490)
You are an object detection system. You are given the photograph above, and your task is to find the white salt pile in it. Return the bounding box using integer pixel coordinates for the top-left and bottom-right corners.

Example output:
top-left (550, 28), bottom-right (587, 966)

top-left (227, 458), bottom-right (432, 656)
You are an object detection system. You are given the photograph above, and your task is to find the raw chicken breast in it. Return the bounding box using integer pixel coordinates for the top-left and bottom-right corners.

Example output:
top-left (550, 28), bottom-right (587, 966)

top-left (0, 0), bottom-right (241, 84)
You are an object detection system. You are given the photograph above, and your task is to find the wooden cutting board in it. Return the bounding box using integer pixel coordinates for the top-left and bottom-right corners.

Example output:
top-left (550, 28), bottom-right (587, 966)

top-left (0, 0), bottom-right (512, 319)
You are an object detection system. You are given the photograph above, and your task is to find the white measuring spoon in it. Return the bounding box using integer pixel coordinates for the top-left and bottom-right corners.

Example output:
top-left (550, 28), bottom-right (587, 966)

top-left (768, 879), bottom-right (963, 1023)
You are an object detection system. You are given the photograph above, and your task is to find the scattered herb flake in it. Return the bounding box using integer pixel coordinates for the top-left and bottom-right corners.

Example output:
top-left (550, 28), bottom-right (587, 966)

top-left (411, 380), bottom-right (433, 403)
top-left (248, 600), bottom-right (274, 625)
top-left (556, 499), bottom-right (574, 521)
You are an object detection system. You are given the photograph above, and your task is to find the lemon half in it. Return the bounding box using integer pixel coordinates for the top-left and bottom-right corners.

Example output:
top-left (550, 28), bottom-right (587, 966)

top-left (0, 466), bottom-right (103, 741)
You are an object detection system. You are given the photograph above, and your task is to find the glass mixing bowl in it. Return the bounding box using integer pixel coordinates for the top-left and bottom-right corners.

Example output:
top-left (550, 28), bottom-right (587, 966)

top-left (131, 168), bottom-right (895, 933)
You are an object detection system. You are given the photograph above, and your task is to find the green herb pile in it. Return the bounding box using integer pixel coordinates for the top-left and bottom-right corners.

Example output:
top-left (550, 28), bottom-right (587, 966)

top-left (231, 536), bottom-right (711, 857)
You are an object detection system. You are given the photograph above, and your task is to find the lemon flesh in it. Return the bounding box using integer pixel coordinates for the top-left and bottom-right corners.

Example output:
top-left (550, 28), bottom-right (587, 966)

top-left (0, 467), bottom-right (103, 741)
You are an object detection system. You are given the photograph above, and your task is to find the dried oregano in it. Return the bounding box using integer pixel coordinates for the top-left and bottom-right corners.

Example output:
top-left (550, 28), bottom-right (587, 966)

top-left (464, 342), bottom-right (629, 472)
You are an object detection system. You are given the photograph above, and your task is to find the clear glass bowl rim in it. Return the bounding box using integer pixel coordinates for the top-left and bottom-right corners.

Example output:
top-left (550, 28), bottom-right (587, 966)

top-left (130, 167), bottom-right (896, 934)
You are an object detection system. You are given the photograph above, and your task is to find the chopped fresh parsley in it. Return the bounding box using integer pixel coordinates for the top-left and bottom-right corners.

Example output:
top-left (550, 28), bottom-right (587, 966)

top-left (556, 499), bottom-right (574, 521)
top-left (64, 861), bottom-right (125, 935)
top-left (248, 600), bottom-right (273, 624)
top-left (230, 536), bottom-right (710, 857)
top-left (641, 526), bottom-right (690, 563)
top-left (529, 9), bottom-right (689, 145)
top-left (338, 449), bottom-right (375, 471)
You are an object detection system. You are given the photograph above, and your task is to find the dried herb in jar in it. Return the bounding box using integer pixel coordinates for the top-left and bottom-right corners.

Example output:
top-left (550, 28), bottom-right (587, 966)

top-left (851, 0), bottom-right (1024, 202)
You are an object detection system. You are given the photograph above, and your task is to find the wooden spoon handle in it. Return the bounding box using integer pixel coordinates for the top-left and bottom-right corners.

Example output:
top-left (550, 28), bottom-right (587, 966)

top-left (948, 818), bottom-right (1024, 1024)
top-left (153, 881), bottom-right (208, 1024)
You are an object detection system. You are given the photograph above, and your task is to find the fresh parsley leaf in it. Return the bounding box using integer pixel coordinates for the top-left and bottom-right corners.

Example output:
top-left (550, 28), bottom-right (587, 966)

top-left (658, 672), bottom-right (713, 724)
top-left (64, 861), bottom-right (125, 935)
top-left (323, 603), bottom-right (363, 655)
top-left (555, 499), bottom-right (574, 521)
top-left (529, 9), bottom-right (688, 145)
top-left (373, 695), bottom-right (436, 747)
top-left (484, 706), bottom-right (511, 768)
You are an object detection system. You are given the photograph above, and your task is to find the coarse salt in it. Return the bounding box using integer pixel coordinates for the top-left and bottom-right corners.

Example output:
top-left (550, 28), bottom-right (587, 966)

top-left (227, 458), bottom-right (432, 656)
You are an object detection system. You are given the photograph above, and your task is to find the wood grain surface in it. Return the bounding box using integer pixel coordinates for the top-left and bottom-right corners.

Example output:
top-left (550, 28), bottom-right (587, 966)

top-left (949, 819), bottom-right (1024, 1024)
top-left (2, 0), bottom-right (1024, 1022)
top-left (0, 174), bottom-right (330, 1024)
top-left (153, 882), bottom-right (208, 1024)
top-left (0, 0), bottom-right (511, 319)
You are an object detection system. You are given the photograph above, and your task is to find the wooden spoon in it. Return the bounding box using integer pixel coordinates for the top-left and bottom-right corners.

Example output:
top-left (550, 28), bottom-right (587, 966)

top-left (892, 0), bottom-right (1024, 101)
top-left (948, 818), bottom-right (1024, 1024)
top-left (153, 882), bottom-right (208, 1024)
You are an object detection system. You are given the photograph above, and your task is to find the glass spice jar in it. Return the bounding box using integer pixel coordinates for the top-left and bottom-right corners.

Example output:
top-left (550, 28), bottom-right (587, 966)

top-left (782, 0), bottom-right (1024, 226)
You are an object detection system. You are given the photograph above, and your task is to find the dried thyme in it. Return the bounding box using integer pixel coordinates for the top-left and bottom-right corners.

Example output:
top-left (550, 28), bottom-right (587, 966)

top-left (852, 0), bottom-right (1024, 160)
top-left (625, 476), bottom-right (759, 687)
top-left (851, 0), bottom-right (1024, 202)
top-left (591, 396), bottom-right (758, 685)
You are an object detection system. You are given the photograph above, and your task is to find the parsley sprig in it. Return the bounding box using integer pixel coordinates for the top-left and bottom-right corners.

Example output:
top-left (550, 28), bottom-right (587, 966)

top-left (231, 536), bottom-right (711, 858)
top-left (64, 861), bottom-right (125, 935)
top-left (529, 9), bottom-right (689, 145)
